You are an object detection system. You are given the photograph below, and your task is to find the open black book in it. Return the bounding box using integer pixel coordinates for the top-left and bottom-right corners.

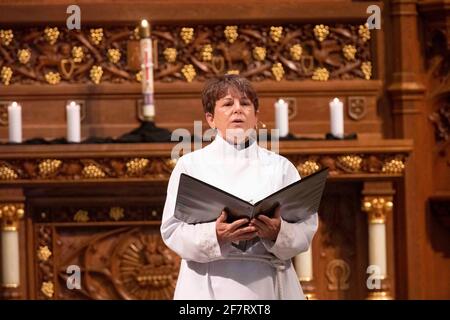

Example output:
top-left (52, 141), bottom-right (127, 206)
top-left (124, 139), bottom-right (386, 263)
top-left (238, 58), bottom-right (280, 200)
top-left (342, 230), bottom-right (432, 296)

top-left (174, 167), bottom-right (328, 251)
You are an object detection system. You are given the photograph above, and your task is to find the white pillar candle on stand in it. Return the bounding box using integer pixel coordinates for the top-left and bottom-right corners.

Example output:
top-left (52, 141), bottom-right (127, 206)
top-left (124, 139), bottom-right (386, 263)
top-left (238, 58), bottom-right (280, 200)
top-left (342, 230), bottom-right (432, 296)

top-left (369, 222), bottom-right (387, 277)
top-left (329, 97), bottom-right (344, 138)
top-left (1, 230), bottom-right (20, 286)
top-left (8, 102), bottom-right (22, 143)
top-left (66, 101), bottom-right (81, 143)
top-left (294, 245), bottom-right (313, 281)
top-left (274, 99), bottom-right (289, 137)
top-left (140, 19), bottom-right (155, 120)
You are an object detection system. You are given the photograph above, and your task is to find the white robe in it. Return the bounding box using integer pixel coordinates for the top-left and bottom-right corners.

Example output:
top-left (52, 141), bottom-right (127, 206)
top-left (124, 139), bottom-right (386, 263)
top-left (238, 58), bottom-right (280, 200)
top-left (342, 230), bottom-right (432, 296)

top-left (161, 134), bottom-right (318, 300)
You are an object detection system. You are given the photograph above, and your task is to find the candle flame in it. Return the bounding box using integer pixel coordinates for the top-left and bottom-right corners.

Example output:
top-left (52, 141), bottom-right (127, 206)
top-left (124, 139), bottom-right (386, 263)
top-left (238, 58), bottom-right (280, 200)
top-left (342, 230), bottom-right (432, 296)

top-left (141, 19), bottom-right (149, 28)
top-left (10, 101), bottom-right (18, 108)
top-left (139, 19), bottom-right (151, 38)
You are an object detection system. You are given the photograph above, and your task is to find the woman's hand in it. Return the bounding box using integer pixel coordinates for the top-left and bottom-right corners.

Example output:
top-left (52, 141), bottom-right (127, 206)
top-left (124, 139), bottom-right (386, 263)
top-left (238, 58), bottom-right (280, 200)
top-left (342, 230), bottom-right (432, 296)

top-left (216, 211), bottom-right (257, 245)
top-left (250, 206), bottom-right (281, 241)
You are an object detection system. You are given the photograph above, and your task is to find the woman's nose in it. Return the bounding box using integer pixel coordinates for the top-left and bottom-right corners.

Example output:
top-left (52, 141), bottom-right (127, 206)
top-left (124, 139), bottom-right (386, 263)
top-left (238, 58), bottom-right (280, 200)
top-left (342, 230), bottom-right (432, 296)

top-left (232, 101), bottom-right (244, 113)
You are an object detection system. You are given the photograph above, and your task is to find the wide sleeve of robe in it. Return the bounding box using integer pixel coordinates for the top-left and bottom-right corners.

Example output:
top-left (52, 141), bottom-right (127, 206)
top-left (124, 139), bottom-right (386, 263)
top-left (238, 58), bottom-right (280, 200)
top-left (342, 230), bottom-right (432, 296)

top-left (261, 159), bottom-right (319, 261)
top-left (160, 157), bottom-right (230, 263)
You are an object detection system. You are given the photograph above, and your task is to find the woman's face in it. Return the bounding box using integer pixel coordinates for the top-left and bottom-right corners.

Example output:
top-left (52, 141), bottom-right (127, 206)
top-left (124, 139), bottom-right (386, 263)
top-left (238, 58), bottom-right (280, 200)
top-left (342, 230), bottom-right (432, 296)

top-left (205, 89), bottom-right (258, 142)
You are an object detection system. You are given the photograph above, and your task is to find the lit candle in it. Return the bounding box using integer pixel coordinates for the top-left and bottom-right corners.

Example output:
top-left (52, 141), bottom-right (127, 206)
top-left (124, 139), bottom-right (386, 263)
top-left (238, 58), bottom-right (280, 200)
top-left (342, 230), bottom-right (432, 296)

top-left (274, 99), bottom-right (289, 137)
top-left (329, 97), bottom-right (344, 138)
top-left (139, 19), bottom-right (155, 120)
top-left (8, 102), bottom-right (22, 143)
top-left (294, 245), bottom-right (314, 281)
top-left (66, 101), bottom-right (81, 143)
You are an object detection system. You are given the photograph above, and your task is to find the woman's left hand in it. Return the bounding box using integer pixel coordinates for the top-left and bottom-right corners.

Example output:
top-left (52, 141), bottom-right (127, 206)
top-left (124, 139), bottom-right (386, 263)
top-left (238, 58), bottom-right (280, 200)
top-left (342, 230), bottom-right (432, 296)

top-left (250, 206), bottom-right (281, 242)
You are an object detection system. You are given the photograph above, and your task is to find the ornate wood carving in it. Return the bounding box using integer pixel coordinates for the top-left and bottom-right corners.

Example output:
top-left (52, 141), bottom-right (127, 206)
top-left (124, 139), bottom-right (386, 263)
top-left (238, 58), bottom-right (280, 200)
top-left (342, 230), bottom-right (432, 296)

top-left (0, 203), bottom-right (24, 231)
top-left (0, 157), bottom-right (176, 181)
top-left (0, 152), bottom-right (408, 183)
top-left (288, 153), bottom-right (407, 178)
top-left (347, 96), bottom-right (367, 121)
top-left (36, 226), bottom-right (55, 299)
top-left (430, 103), bottom-right (450, 141)
top-left (50, 226), bottom-right (179, 300)
top-left (0, 23), bottom-right (372, 85)
top-left (35, 204), bottom-right (163, 223)
top-left (326, 259), bottom-right (351, 291)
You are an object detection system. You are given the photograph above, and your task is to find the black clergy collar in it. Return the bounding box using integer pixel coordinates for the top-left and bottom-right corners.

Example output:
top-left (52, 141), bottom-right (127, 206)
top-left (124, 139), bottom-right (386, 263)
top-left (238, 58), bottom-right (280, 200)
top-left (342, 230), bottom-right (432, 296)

top-left (215, 134), bottom-right (256, 150)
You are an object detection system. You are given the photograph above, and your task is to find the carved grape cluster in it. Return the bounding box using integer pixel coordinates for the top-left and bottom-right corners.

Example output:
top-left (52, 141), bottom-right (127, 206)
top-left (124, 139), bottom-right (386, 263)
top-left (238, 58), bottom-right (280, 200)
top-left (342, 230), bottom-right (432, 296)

top-left (342, 45), bottom-right (357, 61)
top-left (135, 70), bottom-right (142, 82)
top-left (18, 49), bottom-right (31, 64)
top-left (90, 65), bottom-right (103, 84)
top-left (126, 158), bottom-right (149, 175)
top-left (90, 28), bottom-right (104, 45)
top-left (44, 27), bottom-right (59, 45)
top-left (224, 26), bottom-right (238, 43)
top-left (180, 27), bottom-right (194, 44)
top-left (82, 164), bottom-right (106, 178)
top-left (45, 72), bottom-right (61, 85)
top-left (1, 66), bottom-right (13, 85)
top-left (72, 46), bottom-right (84, 63)
top-left (181, 64), bottom-right (196, 82)
top-left (359, 24), bottom-right (371, 42)
top-left (0, 29), bottom-right (13, 46)
top-left (163, 47), bottom-right (177, 63)
top-left (361, 62), bottom-right (372, 80)
top-left (201, 44), bottom-right (213, 62)
top-left (0, 166), bottom-right (18, 180)
top-left (270, 26), bottom-right (283, 42)
top-left (271, 62), bottom-right (285, 81)
top-left (298, 161), bottom-right (320, 177)
top-left (38, 159), bottom-right (62, 177)
top-left (253, 46), bottom-right (266, 61)
top-left (382, 159), bottom-right (405, 174)
top-left (107, 48), bottom-right (121, 64)
top-left (337, 155), bottom-right (362, 171)
top-left (312, 67), bottom-right (329, 81)
top-left (313, 24), bottom-right (329, 42)
top-left (289, 44), bottom-right (302, 61)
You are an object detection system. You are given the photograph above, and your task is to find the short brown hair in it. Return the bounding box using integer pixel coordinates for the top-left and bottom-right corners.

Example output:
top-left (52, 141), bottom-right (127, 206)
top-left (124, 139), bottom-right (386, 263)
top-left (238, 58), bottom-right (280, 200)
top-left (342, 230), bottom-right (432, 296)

top-left (201, 74), bottom-right (259, 114)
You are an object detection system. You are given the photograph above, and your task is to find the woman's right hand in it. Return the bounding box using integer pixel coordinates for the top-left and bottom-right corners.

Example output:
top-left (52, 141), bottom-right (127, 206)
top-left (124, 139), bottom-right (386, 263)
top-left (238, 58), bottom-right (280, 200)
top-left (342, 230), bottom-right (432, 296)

top-left (216, 210), bottom-right (257, 245)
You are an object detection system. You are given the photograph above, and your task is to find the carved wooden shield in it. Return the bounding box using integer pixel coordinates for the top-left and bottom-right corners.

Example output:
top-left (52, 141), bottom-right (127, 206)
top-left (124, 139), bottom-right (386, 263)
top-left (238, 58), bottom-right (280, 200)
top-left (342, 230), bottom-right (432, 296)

top-left (348, 97), bottom-right (367, 121)
top-left (60, 59), bottom-right (75, 79)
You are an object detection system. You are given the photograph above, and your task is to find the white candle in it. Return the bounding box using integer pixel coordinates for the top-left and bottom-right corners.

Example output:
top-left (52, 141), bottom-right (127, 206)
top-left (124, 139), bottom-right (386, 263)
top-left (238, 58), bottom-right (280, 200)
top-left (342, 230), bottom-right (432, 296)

top-left (140, 19), bottom-right (155, 119)
top-left (274, 99), bottom-right (289, 137)
top-left (329, 97), bottom-right (344, 138)
top-left (369, 223), bottom-right (387, 277)
top-left (294, 245), bottom-right (313, 281)
top-left (66, 101), bottom-right (81, 143)
top-left (8, 102), bottom-right (22, 143)
top-left (1, 230), bottom-right (20, 286)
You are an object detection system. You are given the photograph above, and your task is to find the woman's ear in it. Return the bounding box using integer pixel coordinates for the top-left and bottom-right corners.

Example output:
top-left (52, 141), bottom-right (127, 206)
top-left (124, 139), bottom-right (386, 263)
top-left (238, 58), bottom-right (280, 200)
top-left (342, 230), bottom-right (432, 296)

top-left (205, 112), bottom-right (215, 129)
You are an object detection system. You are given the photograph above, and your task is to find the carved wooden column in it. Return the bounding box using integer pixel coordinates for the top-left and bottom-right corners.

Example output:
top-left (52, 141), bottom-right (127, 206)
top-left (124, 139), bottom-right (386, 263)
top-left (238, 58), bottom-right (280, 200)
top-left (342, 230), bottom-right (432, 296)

top-left (387, 0), bottom-right (428, 299)
top-left (0, 203), bottom-right (24, 299)
top-left (362, 182), bottom-right (395, 300)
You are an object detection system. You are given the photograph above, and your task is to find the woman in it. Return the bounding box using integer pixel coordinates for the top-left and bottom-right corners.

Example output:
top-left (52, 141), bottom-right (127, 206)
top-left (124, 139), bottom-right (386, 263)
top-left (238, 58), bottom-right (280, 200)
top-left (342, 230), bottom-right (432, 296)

top-left (161, 74), bottom-right (318, 299)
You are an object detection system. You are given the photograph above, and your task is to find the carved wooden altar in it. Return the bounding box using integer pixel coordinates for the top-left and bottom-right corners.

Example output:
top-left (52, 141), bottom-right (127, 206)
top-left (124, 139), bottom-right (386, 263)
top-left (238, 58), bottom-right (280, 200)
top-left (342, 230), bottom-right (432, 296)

top-left (0, 139), bottom-right (412, 299)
